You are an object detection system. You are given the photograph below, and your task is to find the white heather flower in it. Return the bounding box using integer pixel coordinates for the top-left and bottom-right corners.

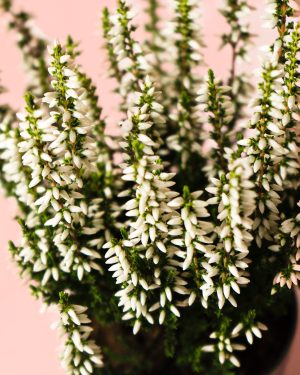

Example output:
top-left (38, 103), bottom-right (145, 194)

top-left (272, 201), bottom-right (300, 289)
top-left (57, 294), bottom-right (103, 374)
top-left (104, 1), bottom-right (149, 110)
top-left (166, 0), bottom-right (205, 168)
top-left (202, 330), bottom-right (246, 368)
top-left (264, 0), bottom-right (278, 29)
top-left (263, 0), bottom-right (294, 33)
top-left (243, 23), bottom-right (300, 252)
top-left (0, 106), bottom-right (63, 287)
top-left (0, 109), bottom-right (35, 206)
top-left (274, 26), bottom-right (300, 190)
top-left (142, 1), bottom-right (177, 118)
top-left (197, 70), bottom-right (234, 179)
top-left (105, 76), bottom-right (187, 330)
top-left (204, 151), bottom-right (256, 309)
top-left (168, 186), bottom-right (214, 305)
top-left (2, 7), bottom-right (49, 96)
top-left (16, 44), bottom-right (107, 282)
top-left (232, 320), bottom-right (268, 345)
top-left (219, 0), bottom-right (254, 124)
top-left (242, 60), bottom-right (283, 248)
top-left (171, 0), bottom-right (205, 72)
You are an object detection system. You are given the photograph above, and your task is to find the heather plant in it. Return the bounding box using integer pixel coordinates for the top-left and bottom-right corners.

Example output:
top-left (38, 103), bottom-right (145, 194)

top-left (0, 0), bottom-right (300, 374)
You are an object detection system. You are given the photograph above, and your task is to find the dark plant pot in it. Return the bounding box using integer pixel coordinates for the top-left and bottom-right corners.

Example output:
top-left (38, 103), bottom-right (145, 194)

top-left (238, 290), bottom-right (297, 375)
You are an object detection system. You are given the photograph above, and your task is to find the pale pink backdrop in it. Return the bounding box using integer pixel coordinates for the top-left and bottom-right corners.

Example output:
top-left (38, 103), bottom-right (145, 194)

top-left (0, 1), bottom-right (299, 374)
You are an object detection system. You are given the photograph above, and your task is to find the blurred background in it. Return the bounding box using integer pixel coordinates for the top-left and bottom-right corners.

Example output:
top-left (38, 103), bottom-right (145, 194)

top-left (0, 1), bottom-right (299, 374)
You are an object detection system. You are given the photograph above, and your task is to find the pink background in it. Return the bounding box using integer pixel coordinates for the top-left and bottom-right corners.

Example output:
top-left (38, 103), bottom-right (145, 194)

top-left (0, 1), bottom-right (299, 374)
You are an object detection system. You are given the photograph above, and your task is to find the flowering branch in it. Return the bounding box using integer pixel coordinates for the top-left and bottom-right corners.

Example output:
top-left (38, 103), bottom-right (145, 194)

top-left (273, 202), bottom-right (300, 289)
top-left (102, 1), bottom-right (148, 110)
top-left (144, 0), bottom-right (165, 77)
top-left (167, 0), bottom-right (205, 172)
top-left (219, 0), bottom-right (255, 127)
top-left (205, 152), bottom-right (256, 309)
top-left (197, 70), bottom-right (233, 177)
top-left (0, 1), bottom-right (49, 95)
top-left (56, 292), bottom-right (104, 375)
top-left (105, 76), bottom-right (188, 333)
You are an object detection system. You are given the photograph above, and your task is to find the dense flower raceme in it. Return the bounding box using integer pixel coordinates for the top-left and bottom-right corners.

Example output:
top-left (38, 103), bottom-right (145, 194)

top-left (105, 76), bottom-right (188, 332)
top-left (273, 201), bottom-right (300, 289)
top-left (143, 0), bottom-right (170, 87)
top-left (197, 69), bottom-right (234, 178)
top-left (102, 0), bottom-right (149, 110)
top-left (239, 21), bottom-right (300, 250)
top-left (202, 329), bottom-right (246, 368)
top-left (220, 0), bottom-right (253, 66)
top-left (171, 0), bottom-right (204, 87)
top-left (55, 293), bottom-right (104, 375)
top-left (219, 0), bottom-right (255, 126)
top-left (203, 317), bottom-right (268, 368)
top-left (0, 105), bottom-right (34, 205)
top-left (1, 0), bottom-right (300, 373)
top-left (0, 102), bottom-right (53, 284)
top-left (239, 60), bottom-right (283, 248)
top-left (0, 1), bottom-right (49, 95)
top-left (167, 0), bottom-right (205, 168)
top-left (264, 0), bottom-right (293, 31)
top-left (167, 186), bottom-right (214, 307)
top-left (12, 43), bottom-right (111, 284)
top-left (205, 151), bottom-right (256, 309)
top-left (65, 36), bottom-right (121, 236)
top-left (275, 25), bottom-right (300, 190)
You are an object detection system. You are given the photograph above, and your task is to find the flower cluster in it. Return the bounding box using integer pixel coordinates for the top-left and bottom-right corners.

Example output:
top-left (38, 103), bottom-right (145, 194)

top-left (102, 1), bottom-right (148, 110)
top-left (239, 61), bottom-right (283, 248)
top-left (239, 17), bottom-right (300, 253)
top-left (264, 0), bottom-right (293, 31)
top-left (102, 7), bottom-right (122, 84)
top-left (0, 105), bottom-right (31, 203)
top-left (205, 152), bottom-right (256, 309)
top-left (275, 25), bottom-right (300, 190)
top-left (219, 0), bottom-right (255, 125)
top-left (167, 0), bottom-right (204, 168)
top-left (65, 36), bottom-right (120, 237)
top-left (0, 1), bottom-right (49, 95)
top-left (232, 309), bottom-right (268, 344)
top-left (167, 186), bottom-right (214, 306)
top-left (203, 312), bottom-right (267, 368)
top-left (16, 44), bottom-right (106, 282)
top-left (105, 76), bottom-right (186, 331)
top-left (197, 70), bottom-right (234, 178)
top-left (272, 201), bottom-right (300, 289)
top-left (202, 330), bottom-right (245, 368)
top-left (55, 292), bottom-right (103, 375)
top-left (144, 0), bottom-right (167, 79)
top-left (171, 0), bottom-right (204, 83)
